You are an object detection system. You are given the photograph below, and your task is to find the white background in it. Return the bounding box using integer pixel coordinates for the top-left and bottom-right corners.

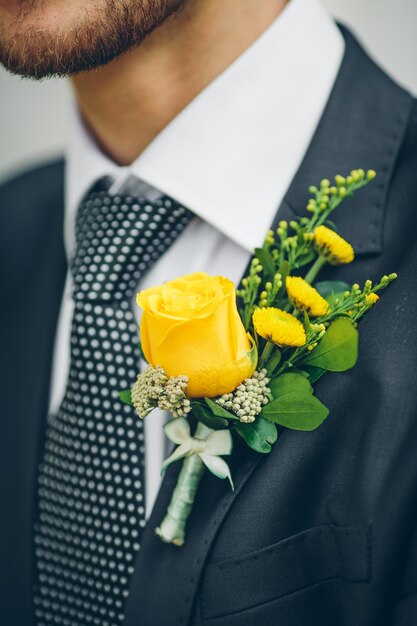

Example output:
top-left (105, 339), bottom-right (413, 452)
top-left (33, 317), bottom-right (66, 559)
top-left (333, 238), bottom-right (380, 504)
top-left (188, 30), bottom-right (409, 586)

top-left (0, 0), bottom-right (416, 182)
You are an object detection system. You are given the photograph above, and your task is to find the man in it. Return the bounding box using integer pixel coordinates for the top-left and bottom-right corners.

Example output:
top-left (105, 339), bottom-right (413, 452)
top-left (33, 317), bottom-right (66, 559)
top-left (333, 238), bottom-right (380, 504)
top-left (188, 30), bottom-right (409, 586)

top-left (0, 0), bottom-right (416, 624)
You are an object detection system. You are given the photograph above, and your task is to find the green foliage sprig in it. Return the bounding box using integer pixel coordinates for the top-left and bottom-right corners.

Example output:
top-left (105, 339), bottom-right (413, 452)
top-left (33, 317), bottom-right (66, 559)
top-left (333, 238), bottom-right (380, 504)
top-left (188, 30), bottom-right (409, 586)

top-left (121, 169), bottom-right (397, 457)
top-left (197, 169), bottom-right (396, 452)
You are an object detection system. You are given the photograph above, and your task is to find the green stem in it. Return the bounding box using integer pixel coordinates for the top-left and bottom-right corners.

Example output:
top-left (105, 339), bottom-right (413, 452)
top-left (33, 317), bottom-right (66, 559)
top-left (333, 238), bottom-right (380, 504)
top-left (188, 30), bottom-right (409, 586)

top-left (243, 306), bottom-right (252, 331)
top-left (265, 348), bottom-right (282, 377)
top-left (314, 198), bottom-right (342, 228)
top-left (274, 347), bottom-right (302, 377)
top-left (304, 255), bottom-right (326, 284)
top-left (155, 422), bottom-right (211, 546)
top-left (259, 341), bottom-right (274, 368)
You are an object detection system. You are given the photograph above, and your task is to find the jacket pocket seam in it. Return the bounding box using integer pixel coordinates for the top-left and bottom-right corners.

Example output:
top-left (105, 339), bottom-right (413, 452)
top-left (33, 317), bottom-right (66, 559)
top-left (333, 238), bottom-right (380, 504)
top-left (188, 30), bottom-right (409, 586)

top-left (201, 576), bottom-right (342, 621)
top-left (200, 524), bottom-right (371, 620)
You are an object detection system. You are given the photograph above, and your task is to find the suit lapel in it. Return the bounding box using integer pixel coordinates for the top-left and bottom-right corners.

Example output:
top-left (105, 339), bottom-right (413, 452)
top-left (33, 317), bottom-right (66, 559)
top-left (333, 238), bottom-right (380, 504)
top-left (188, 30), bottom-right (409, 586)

top-left (123, 26), bottom-right (413, 626)
top-left (125, 435), bottom-right (263, 626)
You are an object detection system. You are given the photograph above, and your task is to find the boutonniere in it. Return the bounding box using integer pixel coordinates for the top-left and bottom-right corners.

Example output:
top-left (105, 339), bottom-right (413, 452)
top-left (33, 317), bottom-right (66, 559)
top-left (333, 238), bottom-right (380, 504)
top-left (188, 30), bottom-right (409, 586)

top-left (120, 169), bottom-right (396, 546)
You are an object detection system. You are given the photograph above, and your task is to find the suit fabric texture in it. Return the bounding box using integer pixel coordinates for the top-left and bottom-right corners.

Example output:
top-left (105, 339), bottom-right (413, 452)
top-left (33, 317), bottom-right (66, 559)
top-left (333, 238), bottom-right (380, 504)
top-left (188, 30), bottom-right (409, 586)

top-left (1, 27), bottom-right (417, 626)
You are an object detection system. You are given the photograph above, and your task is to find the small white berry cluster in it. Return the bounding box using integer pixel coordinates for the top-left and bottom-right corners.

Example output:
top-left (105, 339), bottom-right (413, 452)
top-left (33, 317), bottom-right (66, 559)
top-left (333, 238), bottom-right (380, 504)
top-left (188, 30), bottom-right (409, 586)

top-left (158, 375), bottom-right (191, 417)
top-left (131, 365), bottom-right (191, 419)
top-left (216, 369), bottom-right (271, 423)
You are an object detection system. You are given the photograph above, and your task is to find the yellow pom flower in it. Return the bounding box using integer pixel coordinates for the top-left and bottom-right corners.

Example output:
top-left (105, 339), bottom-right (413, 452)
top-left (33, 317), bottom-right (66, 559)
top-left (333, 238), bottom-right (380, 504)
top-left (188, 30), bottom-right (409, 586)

top-left (366, 293), bottom-right (379, 306)
top-left (253, 307), bottom-right (306, 347)
top-left (314, 225), bottom-right (354, 265)
top-left (286, 276), bottom-right (329, 317)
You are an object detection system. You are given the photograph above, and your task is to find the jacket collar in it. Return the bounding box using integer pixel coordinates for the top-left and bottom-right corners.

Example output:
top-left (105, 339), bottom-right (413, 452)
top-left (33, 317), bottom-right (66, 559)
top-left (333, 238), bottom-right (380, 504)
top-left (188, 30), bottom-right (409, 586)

top-left (123, 26), bottom-right (413, 626)
top-left (276, 24), bottom-right (412, 256)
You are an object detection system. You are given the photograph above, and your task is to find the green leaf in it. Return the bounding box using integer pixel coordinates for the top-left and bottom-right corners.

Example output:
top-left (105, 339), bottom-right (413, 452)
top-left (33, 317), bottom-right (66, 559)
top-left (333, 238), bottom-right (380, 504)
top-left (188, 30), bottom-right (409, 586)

top-left (277, 260), bottom-right (291, 284)
top-left (261, 392), bottom-right (329, 431)
top-left (118, 389), bottom-right (133, 406)
top-left (302, 310), bottom-right (311, 334)
top-left (295, 249), bottom-right (317, 268)
top-left (315, 281), bottom-right (351, 298)
top-left (284, 368), bottom-right (310, 378)
top-left (255, 247), bottom-right (276, 278)
top-left (191, 402), bottom-right (228, 430)
top-left (273, 260), bottom-right (291, 298)
top-left (299, 365), bottom-right (327, 383)
top-left (303, 317), bottom-right (358, 371)
top-left (234, 416), bottom-right (278, 453)
top-left (204, 397), bottom-right (239, 421)
top-left (269, 372), bottom-right (313, 399)
top-left (247, 335), bottom-right (258, 370)
top-left (324, 220), bottom-right (339, 232)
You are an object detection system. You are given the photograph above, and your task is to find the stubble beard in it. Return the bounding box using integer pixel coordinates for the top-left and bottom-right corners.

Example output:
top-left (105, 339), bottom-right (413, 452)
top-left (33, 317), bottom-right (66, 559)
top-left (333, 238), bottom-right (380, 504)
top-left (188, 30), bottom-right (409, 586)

top-left (0, 0), bottom-right (186, 79)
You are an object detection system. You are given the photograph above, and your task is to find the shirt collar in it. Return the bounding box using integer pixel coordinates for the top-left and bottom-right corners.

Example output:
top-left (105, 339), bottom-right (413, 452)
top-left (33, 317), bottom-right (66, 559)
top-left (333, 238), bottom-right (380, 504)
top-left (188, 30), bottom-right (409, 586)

top-left (65, 0), bottom-right (344, 256)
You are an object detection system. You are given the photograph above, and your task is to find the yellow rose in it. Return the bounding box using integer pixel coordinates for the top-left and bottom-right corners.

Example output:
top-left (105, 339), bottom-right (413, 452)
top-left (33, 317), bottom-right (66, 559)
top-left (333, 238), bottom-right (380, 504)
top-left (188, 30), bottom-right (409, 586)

top-left (137, 272), bottom-right (256, 398)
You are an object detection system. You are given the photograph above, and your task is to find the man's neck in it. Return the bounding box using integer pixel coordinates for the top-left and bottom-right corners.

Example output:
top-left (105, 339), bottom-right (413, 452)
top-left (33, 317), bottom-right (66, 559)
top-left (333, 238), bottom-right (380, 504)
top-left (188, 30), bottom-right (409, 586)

top-left (71, 0), bottom-right (287, 165)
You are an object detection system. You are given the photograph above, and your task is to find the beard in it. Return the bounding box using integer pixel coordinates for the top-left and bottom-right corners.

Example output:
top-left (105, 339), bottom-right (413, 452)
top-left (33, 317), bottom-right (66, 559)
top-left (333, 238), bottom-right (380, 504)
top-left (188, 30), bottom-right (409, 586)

top-left (0, 0), bottom-right (186, 79)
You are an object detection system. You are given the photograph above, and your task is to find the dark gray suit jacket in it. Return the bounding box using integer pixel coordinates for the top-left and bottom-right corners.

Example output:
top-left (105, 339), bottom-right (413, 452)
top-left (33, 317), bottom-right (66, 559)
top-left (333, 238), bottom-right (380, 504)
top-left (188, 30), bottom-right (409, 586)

top-left (1, 26), bottom-right (417, 626)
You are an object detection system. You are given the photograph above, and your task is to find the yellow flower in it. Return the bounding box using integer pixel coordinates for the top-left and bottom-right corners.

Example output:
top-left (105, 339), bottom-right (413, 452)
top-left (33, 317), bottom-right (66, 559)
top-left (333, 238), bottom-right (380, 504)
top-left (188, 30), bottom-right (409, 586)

top-left (253, 308), bottom-right (306, 347)
top-left (314, 225), bottom-right (354, 264)
top-left (286, 276), bottom-right (329, 317)
top-left (137, 272), bottom-right (256, 398)
top-left (366, 293), bottom-right (379, 306)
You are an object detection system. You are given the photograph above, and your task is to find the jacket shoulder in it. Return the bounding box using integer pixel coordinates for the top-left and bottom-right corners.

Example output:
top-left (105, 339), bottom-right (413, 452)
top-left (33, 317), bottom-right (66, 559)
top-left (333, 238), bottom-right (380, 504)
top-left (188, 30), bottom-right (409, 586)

top-left (0, 156), bottom-right (64, 236)
top-left (339, 25), bottom-right (416, 155)
top-left (0, 158), bottom-right (65, 290)
top-left (408, 98), bottom-right (417, 137)
top-left (341, 26), bottom-right (417, 223)
top-left (0, 157), bottom-right (64, 209)
top-left (339, 25), bottom-right (413, 105)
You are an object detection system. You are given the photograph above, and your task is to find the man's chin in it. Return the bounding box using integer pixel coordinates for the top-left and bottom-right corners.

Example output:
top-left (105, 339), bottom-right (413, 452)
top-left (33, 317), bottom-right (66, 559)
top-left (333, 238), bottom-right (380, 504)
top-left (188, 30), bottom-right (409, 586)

top-left (0, 0), bottom-right (186, 80)
top-left (0, 30), bottom-right (125, 80)
top-left (0, 9), bottom-right (131, 80)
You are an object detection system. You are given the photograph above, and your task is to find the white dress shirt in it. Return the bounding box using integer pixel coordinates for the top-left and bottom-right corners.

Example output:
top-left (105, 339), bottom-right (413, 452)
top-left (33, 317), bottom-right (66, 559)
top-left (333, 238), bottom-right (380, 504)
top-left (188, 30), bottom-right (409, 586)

top-left (50, 0), bottom-right (344, 517)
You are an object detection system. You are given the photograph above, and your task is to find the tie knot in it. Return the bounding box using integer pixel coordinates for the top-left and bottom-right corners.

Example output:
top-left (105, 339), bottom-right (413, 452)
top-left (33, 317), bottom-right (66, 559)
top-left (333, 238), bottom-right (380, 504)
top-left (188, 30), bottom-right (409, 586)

top-left (71, 177), bottom-right (194, 303)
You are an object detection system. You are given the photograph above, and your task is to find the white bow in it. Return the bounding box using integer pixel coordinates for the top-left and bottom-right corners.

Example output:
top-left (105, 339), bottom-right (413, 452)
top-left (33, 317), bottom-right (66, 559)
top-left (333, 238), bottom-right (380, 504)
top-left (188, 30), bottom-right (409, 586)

top-left (162, 418), bottom-right (234, 488)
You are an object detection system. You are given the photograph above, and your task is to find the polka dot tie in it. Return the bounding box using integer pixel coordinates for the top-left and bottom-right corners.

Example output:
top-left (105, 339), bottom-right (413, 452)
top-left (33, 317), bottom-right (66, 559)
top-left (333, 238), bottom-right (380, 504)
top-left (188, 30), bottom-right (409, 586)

top-left (33, 176), bottom-right (194, 626)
